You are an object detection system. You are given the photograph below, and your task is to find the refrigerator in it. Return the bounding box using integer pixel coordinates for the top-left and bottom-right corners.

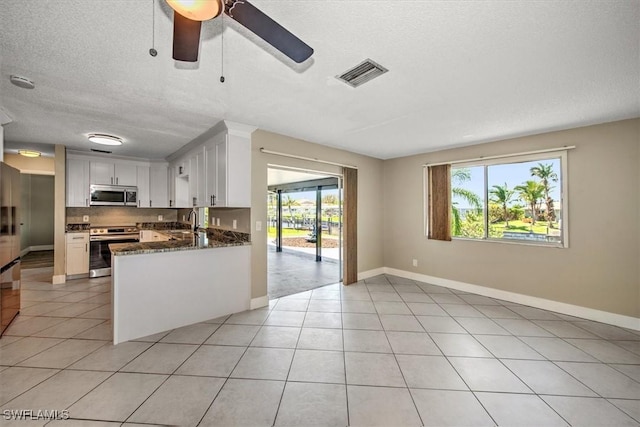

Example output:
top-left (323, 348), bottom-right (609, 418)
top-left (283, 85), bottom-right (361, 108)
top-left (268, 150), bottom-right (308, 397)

top-left (0, 162), bottom-right (20, 337)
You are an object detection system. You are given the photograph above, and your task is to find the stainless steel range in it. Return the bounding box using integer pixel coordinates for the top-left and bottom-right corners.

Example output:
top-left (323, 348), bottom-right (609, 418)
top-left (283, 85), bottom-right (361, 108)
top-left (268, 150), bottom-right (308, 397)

top-left (89, 226), bottom-right (139, 278)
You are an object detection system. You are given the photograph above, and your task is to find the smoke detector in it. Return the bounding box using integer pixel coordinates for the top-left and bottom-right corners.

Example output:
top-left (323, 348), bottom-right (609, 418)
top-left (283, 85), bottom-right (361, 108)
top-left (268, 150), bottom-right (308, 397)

top-left (336, 59), bottom-right (388, 88)
top-left (9, 75), bottom-right (35, 89)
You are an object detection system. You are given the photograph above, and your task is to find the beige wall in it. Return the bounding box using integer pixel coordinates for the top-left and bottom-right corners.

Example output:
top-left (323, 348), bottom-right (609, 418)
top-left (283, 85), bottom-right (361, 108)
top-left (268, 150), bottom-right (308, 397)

top-left (251, 130), bottom-right (384, 300)
top-left (4, 153), bottom-right (55, 175)
top-left (53, 145), bottom-right (66, 283)
top-left (383, 119), bottom-right (640, 318)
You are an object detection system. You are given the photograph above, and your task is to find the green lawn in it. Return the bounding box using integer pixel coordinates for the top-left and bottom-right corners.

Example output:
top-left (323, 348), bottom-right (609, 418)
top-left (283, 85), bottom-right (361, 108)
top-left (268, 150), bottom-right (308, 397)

top-left (267, 227), bottom-right (309, 238)
top-left (490, 220), bottom-right (559, 235)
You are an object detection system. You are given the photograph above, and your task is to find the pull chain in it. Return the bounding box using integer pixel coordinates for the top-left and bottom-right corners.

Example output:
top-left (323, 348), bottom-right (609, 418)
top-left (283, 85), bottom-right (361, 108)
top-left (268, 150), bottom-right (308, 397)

top-left (220, 16), bottom-right (225, 82)
top-left (149, 0), bottom-right (157, 57)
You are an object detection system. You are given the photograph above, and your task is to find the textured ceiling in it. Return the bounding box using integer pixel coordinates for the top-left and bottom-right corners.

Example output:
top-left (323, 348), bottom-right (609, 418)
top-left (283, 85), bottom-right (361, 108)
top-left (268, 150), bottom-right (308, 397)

top-left (1, 0), bottom-right (638, 160)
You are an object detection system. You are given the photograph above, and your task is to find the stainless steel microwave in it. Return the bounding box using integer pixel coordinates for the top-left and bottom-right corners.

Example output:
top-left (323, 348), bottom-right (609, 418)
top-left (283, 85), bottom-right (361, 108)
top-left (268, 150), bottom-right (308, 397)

top-left (90, 185), bottom-right (138, 206)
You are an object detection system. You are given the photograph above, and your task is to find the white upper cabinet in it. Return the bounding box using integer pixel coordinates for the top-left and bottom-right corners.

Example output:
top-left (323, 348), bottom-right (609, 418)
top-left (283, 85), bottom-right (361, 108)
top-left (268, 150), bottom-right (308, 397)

top-left (149, 164), bottom-right (169, 208)
top-left (90, 161), bottom-right (137, 186)
top-left (136, 166), bottom-right (150, 207)
top-left (168, 121), bottom-right (254, 208)
top-left (220, 132), bottom-right (251, 207)
top-left (66, 158), bottom-right (90, 207)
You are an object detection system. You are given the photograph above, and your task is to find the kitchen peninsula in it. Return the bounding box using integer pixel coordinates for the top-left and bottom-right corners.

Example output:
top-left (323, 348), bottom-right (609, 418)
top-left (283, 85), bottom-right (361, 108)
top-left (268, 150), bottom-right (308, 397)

top-left (110, 229), bottom-right (250, 344)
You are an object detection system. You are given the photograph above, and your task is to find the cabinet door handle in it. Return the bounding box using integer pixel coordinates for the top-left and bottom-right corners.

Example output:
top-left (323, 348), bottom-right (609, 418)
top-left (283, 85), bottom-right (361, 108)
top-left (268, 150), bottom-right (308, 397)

top-left (138, 200), bottom-right (140, 207)
top-left (111, 177), bottom-right (113, 185)
top-left (72, 236), bottom-right (84, 240)
top-left (169, 200), bottom-right (173, 207)
top-left (116, 177), bottom-right (119, 185)
top-left (85, 243), bottom-right (88, 252)
top-left (149, 200), bottom-right (152, 207)
top-left (193, 197), bottom-right (197, 207)
top-left (85, 198), bottom-right (89, 207)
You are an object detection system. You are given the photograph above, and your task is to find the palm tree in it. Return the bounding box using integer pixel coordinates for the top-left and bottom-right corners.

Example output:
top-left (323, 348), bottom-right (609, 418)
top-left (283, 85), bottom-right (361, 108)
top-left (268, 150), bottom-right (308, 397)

top-left (530, 163), bottom-right (558, 222)
top-left (451, 168), bottom-right (482, 235)
top-left (489, 183), bottom-right (515, 227)
top-left (514, 180), bottom-right (545, 227)
top-left (282, 195), bottom-right (299, 227)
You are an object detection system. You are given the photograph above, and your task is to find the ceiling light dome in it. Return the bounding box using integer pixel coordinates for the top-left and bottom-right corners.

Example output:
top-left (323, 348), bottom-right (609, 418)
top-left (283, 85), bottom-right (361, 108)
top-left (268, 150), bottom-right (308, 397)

top-left (9, 75), bottom-right (35, 89)
top-left (18, 149), bottom-right (41, 158)
top-left (88, 134), bottom-right (123, 146)
top-left (166, 0), bottom-right (223, 21)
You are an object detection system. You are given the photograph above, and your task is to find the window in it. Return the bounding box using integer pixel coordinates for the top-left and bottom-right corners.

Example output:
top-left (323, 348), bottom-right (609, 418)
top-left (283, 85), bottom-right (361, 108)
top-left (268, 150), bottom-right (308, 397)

top-left (427, 151), bottom-right (568, 247)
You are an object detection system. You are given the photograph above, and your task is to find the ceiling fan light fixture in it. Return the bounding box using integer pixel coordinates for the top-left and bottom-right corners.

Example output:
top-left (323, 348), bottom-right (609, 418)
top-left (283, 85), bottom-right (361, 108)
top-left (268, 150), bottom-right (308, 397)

top-left (88, 133), bottom-right (123, 146)
top-left (166, 0), bottom-right (223, 21)
top-left (18, 149), bottom-right (41, 158)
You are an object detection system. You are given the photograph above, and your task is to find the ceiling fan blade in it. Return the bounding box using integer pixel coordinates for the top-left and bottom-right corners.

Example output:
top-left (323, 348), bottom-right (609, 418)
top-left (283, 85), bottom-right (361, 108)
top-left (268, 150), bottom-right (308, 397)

top-left (224, 0), bottom-right (313, 63)
top-left (173, 11), bottom-right (202, 62)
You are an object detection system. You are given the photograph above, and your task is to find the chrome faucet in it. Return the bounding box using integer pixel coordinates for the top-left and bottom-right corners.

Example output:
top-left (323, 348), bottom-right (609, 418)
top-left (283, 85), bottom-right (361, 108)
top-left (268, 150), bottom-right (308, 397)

top-left (188, 209), bottom-right (199, 233)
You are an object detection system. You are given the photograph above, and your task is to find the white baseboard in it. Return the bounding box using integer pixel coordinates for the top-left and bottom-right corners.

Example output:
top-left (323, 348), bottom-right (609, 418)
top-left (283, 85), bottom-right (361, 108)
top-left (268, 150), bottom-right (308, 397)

top-left (250, 295), bottom-right (269, 310)
top-left (52, 274), bottom-right (66, 285)
top-left (20, 245), bottom-right (54, 257)
top-left (357, 267), bottom-right (385, 281)
top-left (384, 267), bottom-right (640, 331)
top-left (30, 245), bottom-right (54, 251)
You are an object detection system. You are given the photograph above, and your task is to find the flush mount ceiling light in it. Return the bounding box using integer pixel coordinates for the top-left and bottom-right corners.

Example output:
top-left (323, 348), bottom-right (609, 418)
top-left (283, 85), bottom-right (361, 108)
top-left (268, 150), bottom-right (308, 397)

top-left (88, 133), bottom-right (123, 146)
top-left (18, 149), bottom-right (41, 158)
top-left (9, 75), bottom-right (35, 89)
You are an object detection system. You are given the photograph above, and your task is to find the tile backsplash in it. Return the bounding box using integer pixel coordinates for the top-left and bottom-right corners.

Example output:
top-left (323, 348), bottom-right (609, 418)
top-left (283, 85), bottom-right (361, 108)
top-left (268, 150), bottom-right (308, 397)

top-left (66, 207), bottom-right (178, 226)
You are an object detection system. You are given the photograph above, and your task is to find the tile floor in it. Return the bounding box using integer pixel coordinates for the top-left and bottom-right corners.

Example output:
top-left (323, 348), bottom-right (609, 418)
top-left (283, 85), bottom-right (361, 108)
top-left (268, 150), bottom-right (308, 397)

top-left (1, 268), bottom-right (639, 426)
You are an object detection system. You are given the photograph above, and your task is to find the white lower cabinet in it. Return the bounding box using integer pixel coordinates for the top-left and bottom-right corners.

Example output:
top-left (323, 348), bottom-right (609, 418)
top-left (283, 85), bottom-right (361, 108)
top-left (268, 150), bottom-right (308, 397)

top-left (66, 233), bottom-right (89, 276)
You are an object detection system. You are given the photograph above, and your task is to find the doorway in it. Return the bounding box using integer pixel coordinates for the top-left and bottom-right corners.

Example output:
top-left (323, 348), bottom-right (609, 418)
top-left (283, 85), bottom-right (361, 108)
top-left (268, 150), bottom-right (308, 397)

top-left (267, 167), bottom-right (342, 299)
top-left (20, 174), bottom-right (55, 269)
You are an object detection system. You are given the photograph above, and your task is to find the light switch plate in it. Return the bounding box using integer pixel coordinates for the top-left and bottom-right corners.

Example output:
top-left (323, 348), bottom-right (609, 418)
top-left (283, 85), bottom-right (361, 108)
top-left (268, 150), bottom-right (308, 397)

top-left (158, 215), bottom-right (163, 221)
top-left (216, 218), bottom-right (220, 226)
top-left (256, 221), bottom-right (262, 231)
top-left (83, 215), bottom-right (89, 222)
top-left (232, 219), bottom-right (237, 229)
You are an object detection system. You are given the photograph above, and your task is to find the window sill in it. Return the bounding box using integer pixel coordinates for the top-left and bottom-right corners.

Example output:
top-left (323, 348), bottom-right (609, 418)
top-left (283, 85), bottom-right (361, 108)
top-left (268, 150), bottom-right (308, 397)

top-left (451, 236), bottom-right (566, 249)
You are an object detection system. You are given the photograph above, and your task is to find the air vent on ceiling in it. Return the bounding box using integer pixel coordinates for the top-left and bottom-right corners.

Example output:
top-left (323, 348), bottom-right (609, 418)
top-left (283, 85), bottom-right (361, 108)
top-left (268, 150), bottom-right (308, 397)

top-left (336, 59), bottom-right (388, 88)
top-left (90, 148), bottom-right (112, 154)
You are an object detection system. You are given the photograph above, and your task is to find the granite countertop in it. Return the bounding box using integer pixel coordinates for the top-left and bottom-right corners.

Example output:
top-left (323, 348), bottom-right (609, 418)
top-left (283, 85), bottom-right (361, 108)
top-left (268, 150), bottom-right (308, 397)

top-left (66, 223), bottom-right (91, 232)
top-left (111, 229), bottom-right (251, 256)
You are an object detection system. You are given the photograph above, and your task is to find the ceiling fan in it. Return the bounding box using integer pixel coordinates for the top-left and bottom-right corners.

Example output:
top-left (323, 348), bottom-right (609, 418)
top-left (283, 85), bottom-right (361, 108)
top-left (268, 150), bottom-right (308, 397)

top-left (166, 0), bottom-right (314, 63)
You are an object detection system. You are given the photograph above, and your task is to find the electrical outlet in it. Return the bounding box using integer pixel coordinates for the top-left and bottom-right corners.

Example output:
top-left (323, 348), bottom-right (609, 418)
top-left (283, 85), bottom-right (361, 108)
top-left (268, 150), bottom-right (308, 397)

top-left (412, 259), bottom-right (418, 267)
top-left (158, 215), bottom-right (163, 221)
top-left (82, 215), bottom-right (89, 222)
top-left (232, 219), bottom-right (237, 229)
top-left (256, 221), bottom-right (262, 231)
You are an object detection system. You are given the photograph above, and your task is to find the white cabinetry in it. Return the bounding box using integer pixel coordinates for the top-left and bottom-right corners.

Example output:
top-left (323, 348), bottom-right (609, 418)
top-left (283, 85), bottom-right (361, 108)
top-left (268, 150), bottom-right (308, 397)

top-left (136, 164), bottom-right (169, 208)
top-left (149, 165), bottom-right (169, 208)
top-left (90, 161), bottom-right (137, 186)
top-left (224, 133), bottom-right (251, 207)
top-left (66, 233), bottom-right (89, 276)
top-left (208, 133), bottom-right (250, 207)
top-left (169, 124), bottom-right (251, 208)
top-left (66, 158), bottom-right (90, 207)
top-left (136, 166), bottom-right (150, 207)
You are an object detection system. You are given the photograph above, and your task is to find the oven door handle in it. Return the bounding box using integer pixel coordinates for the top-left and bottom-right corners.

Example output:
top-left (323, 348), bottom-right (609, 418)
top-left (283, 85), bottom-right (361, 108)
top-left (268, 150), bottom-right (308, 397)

top-left (90, 236), bottom-right (139, 241)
